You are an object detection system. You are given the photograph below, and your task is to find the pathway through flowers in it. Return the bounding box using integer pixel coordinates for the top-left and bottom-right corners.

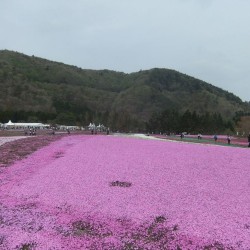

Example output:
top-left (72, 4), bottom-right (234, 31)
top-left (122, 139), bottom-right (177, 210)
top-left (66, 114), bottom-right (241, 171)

top-left (0, 136), bottom-right (26, 147)
top-left (0, 135), bottom-right (249, 249)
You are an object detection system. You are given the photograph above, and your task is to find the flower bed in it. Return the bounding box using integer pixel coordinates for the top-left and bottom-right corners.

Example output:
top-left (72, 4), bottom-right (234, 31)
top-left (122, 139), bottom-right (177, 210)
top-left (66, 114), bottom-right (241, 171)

top-left (0, 134), bottom-right (66, 168)
top-left (153, 134), bottom-right (249, 147)
top-left (0, 135), bottom-right (249, 249)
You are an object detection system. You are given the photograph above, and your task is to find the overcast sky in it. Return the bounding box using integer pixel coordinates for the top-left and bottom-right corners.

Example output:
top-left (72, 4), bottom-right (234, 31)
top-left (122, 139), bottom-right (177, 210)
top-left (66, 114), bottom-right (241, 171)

top-left (1, 0), bottom-right (249, 101)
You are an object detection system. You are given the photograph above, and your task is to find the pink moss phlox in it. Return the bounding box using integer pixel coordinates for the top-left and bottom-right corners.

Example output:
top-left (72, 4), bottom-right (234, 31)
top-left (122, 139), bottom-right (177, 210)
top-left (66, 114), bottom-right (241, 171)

top-left (0, 135), bottom-right (249, 248)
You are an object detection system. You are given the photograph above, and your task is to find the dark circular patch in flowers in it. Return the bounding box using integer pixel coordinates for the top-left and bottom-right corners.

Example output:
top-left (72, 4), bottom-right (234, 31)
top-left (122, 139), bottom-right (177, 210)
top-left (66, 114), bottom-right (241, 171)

top-left (72, 220), bottom-right (97, 236)
top-left (70, 220), bottom-right (112, 238)
top-left (15, 242), bottom-right (37, 250)
top-left (0, 235), bottom-right (5, 245)
top-left (54, 151), bottom-right (64, 159)
top-left (110, 181), bottom-right (132, 188)
top-left (154, 216), bottom-right (167, 224)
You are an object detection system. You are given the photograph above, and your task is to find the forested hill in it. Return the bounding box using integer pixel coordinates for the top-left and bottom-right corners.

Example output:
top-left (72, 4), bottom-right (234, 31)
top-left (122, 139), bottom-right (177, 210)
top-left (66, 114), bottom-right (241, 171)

top-left (0, 50), bottom-right (249, 130)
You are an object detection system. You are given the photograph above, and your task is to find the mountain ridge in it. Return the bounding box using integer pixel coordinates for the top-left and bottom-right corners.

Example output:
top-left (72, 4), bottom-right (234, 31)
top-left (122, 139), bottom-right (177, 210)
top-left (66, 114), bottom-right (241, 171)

top-left (0, 50), bottom-right (249, 130)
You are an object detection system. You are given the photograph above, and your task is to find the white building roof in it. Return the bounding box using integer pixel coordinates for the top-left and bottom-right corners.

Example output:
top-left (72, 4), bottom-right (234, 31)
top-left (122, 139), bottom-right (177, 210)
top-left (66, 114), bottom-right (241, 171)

top-left (3, 120), bottom-right (49, 127)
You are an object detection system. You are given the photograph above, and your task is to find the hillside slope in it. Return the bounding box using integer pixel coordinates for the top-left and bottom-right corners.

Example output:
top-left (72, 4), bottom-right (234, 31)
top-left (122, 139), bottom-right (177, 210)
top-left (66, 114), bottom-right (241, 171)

top-left (0, 50), bottom-right (249, 129)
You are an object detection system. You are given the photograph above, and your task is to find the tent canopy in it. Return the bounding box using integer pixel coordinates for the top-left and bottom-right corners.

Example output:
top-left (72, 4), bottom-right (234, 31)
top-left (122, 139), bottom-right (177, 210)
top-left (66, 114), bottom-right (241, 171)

top-left (5, 120), bottom-right (14, 126)
top-left (3, 120), bottom-right (49, 128)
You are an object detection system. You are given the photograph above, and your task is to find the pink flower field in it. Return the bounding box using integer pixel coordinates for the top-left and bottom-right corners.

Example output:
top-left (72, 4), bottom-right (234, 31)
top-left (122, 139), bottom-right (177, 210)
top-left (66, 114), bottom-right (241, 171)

top-left (0, 135), bottom-right (250, 249)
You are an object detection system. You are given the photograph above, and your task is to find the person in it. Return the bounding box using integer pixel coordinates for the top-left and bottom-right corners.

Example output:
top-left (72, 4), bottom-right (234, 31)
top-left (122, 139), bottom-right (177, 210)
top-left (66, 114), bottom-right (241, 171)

top-left (107, 127), bottom-right (110, 135)
top-left (248, 133), bottom-right (250, 147)
top-left (227, 135), bottom-right (231, 145)
top-left (32, 128), bottom-right (36, 136)
top-left (180, 133), bottom-right (184, 139)
top-left (198, 133), bottom-right (202, 140)
top-left (214, 134), bottom-right (218, 142)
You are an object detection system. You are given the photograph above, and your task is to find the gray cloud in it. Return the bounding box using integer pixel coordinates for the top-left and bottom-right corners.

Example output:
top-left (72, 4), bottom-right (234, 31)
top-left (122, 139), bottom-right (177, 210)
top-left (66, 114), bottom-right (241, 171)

top-left (1, 0), bottom-right (250, 101)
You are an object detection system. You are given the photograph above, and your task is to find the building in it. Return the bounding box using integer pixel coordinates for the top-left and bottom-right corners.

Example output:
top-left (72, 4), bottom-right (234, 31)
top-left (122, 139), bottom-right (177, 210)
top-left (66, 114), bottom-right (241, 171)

top-left (2, 120), bottom-right (50, 129)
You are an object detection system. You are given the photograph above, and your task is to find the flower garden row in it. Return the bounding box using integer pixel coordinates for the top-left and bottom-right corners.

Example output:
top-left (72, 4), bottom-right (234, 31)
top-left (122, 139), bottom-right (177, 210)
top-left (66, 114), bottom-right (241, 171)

top-left (154, 134), bottom-right (249, 147)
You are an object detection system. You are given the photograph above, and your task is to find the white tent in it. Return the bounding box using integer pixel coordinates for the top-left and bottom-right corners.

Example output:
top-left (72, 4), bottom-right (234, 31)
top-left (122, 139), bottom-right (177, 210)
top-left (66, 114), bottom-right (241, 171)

top-left (3, 120), bottom-right (49, 129)
top-left (4, 120), bottom-right (15, 127)
top-left (14, 122), bottom-right (47, 128)
top-left (88, 123), bottom-right (95, 130)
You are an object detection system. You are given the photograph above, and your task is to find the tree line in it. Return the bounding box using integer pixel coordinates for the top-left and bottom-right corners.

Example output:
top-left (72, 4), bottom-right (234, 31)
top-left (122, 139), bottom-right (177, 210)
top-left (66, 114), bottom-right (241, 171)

top-left (0, 109), bottom-right (237, 134)
top-left (146, 110), bottom-right (235, 134)
top-left (0, 109), bottom-right (138, 130)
